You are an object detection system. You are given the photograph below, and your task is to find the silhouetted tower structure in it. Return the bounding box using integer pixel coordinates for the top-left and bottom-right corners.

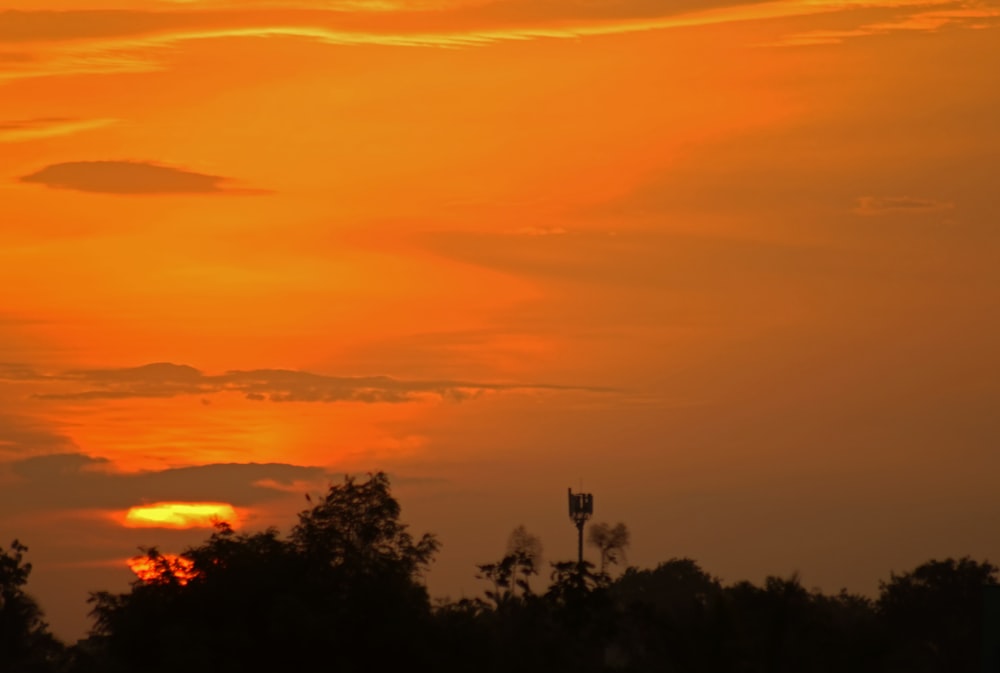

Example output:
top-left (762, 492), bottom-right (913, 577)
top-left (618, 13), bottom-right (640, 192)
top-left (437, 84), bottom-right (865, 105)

top-left (568, 488), bottom-right (593, 566)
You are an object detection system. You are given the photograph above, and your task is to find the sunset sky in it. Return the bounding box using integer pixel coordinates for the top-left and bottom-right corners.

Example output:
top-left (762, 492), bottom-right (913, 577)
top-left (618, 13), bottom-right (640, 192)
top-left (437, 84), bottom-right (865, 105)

top-left (2, 0), bottom-right (998, 640)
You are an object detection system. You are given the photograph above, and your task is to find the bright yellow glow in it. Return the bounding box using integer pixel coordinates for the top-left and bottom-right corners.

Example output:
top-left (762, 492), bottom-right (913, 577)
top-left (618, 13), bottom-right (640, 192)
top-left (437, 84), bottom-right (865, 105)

top-left (3, 0), bottom-right (999, 639)
top-left (123, 502), bottom-right (239, 529)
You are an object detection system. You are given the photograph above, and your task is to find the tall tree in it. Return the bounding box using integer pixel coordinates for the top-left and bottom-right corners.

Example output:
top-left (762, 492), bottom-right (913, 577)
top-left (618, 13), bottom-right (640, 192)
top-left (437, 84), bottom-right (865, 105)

top-left (0, 540), bottom-right (62, 673)
top-left (587, 522), bottom-right (630, 575)
top-left (88, 472), bottom-right (440, 673)
top-left (291, 471), bottom-right (438, 581)
top-left (476, 525), bottom-right (543, 606)
top-left (506, 525), bottom-right (543, 597)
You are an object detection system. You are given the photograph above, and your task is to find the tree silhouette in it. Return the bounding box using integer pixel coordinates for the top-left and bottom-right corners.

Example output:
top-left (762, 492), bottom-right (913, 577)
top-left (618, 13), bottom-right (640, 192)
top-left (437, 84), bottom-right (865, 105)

top-left (476, 525), bottom-right (543, 606)
top-left (506, 525), bottom-right (543, 597)
top-left (88, 472), bottom-right (439, 673)
top-left (611, 558), bottom-right (724, 671)
top-left (587, 521), bottom-right (629, 574)
top-left (878, 556), bottom-right (997, 673)
top-left (58, 478), bottom-right (1000, 673)
top-left (476, 555), bottom-right (517, 608)
top-left (291, 472), bottom-right (438, 581)
top-left (0, 540), bottom-right (63, 673)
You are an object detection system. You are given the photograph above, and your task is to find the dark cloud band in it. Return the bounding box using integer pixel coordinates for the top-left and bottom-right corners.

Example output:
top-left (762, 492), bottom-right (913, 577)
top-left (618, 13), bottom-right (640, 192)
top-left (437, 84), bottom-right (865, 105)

top-left (2, 453), bottom-right (330, 513)
top-left (22, 362), bottom-right (604, 403)
top-left (19, 160), bottom-right (257, 195)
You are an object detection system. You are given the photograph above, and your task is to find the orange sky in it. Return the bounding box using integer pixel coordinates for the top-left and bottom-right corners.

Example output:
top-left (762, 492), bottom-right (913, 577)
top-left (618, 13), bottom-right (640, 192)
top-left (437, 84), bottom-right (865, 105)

top-left (2, 0), bottom-right (999, 640)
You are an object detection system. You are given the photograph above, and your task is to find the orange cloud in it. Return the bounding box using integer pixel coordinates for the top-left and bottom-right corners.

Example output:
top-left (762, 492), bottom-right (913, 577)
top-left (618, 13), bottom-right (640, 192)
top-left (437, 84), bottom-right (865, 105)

top-left (0, 117), bottom-right (116, 143)
top-left (0, 0), bottom-right (962, 81)
top-left (19, 362), bottom-right (597, 402)
top-left (765, 4), bottom-right (1000, 46)
top-left (18, 160), bottom-right (261, 195)
top-left (123, 501), bottom-right (240, 529)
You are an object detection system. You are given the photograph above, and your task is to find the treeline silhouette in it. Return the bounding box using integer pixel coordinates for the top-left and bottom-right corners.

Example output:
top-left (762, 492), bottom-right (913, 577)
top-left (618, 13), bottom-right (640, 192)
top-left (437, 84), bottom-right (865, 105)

top-left (2, 472), bottom-right (996, 672)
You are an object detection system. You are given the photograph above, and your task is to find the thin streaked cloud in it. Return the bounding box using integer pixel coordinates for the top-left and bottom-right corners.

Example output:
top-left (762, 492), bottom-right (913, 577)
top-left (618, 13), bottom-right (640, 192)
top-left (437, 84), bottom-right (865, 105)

top-left (0, 0), bottom-right (980, 80)
top-left (854, 196), bottom-right (955, 216)
top-left (0, 117), bottom-right (117, 143)
top-left (765, 3), bottom-right (1000, 46)
top-left (15, 362), bottom-right (606, 403)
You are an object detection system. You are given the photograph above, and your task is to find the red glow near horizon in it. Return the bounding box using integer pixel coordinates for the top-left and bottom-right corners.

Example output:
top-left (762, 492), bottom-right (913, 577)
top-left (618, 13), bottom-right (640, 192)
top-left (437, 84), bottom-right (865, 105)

top-left (127, 554), bottom-right (199, 585)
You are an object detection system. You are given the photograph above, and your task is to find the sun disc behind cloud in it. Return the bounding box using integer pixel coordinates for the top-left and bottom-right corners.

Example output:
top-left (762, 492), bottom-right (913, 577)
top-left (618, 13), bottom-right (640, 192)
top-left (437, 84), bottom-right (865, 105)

top-left (123, 502), bottom-right (239, 529)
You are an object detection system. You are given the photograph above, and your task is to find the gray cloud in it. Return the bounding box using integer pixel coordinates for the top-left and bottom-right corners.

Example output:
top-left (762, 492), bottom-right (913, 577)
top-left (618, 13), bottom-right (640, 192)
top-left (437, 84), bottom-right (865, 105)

top-left (854, 196), bottom-right (955, 216)
top-left (0, 363), bottom-right (47, 381)
top-left (1, 452), bottom-right (330, 513)
top-left (0, 415), bottom-right (77, 455)
top-left (18, 160), bottom-right (258, 195)
top-left (422, 229), bottom-right (847, 289)
top-left (26, 362), bottom-right (596, 403)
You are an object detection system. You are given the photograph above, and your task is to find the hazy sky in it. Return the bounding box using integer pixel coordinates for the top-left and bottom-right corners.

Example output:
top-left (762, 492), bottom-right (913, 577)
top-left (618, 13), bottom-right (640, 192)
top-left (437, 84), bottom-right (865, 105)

top-left (2, 0), bottom-right (998, 640)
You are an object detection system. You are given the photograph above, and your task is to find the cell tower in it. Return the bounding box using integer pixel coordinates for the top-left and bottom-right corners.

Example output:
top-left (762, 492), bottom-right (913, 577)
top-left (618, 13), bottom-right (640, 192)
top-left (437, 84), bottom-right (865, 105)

top-left (568, 488), bottom-right (593, 566)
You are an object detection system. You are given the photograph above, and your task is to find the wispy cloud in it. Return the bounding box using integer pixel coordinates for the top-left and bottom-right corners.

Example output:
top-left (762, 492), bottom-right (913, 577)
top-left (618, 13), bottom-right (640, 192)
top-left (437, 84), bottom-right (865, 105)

top-left (18, 160), bottom-right (262, 195)
top-left (1, 1), bottom-right (976, 79)
top-left (0, 4), bottom-right (778, 47)
top-left (854, 196), bottom-right (955, 216)
top-left (766, 4), bottom-right (1000, 46)
top-left (0, 363), bottom-right (48, 381)
top-left (0, 117), bottom-right (117, 143)
top-left (23, 362), bottom-right (600, 403)
top-left (511, 226), bottom-right (568, 237)
top-left (422, 229), bottom-right (842, 288)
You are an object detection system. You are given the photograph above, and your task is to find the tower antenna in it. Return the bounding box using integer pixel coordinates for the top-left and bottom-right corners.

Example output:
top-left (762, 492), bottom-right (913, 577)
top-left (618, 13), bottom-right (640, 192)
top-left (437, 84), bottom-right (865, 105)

top-left (567, 487), bottom-right (594, 567)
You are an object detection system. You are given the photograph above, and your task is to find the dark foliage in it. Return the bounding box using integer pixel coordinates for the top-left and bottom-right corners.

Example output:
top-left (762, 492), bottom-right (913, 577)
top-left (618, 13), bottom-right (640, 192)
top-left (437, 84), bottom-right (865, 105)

top-left (8, 480), bottom-right (1000, 673)
top-left (0, 540), bottom-right (64, 673)
top-left (878, 557), bottom-right (998, 673)
top-left (86, 472), bottom-right (439, 673)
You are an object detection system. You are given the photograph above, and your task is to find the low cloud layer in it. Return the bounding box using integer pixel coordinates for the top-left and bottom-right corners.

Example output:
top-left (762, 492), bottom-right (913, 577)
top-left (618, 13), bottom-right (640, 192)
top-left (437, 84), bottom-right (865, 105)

top-left (1, 452), bottom-right (330, 514)
top-left (18, 160), bottom-right (256, 195)
top-left (0, 415), bottom-right (78, 457)
top-left (422, 229), bottom-right (844, 290)
top-left (0, 363), bottom-right (47, 381)
top-left (17, 362), bottom-right (594, 403)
